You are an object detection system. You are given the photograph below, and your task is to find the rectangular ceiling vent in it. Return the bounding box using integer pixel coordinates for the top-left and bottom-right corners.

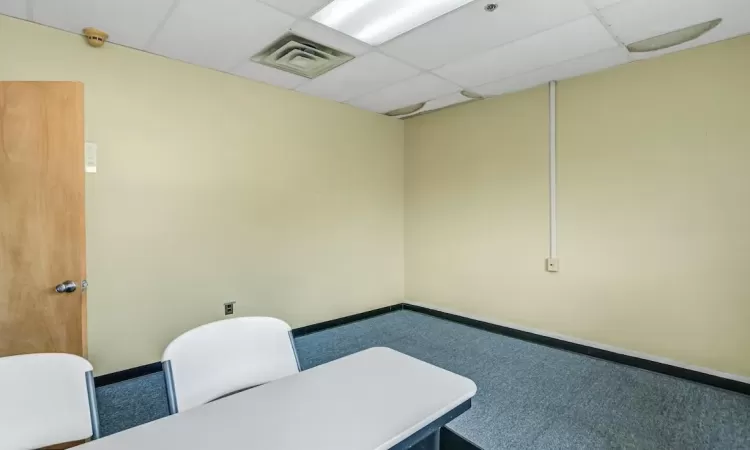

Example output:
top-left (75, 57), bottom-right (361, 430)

top-left (252, 34), bottom-right (354, 79)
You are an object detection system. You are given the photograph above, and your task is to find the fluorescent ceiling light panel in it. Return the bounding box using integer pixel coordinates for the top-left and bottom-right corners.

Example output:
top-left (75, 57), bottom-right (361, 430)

top-left (312, 0), bottom-right (473, 45)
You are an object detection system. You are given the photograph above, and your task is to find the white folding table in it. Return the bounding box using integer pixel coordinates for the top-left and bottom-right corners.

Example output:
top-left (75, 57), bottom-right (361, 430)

top-left (79, 347), bottom-right (476, 450)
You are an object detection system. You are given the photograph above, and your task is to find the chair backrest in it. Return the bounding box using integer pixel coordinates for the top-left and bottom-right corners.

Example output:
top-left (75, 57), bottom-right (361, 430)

top-left (162, 317), bottom-right (300, 413)
top-left (0, 353), bottom-right (99, 449)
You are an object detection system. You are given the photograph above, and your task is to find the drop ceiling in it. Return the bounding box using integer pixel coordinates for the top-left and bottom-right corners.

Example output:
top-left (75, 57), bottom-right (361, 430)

top-left (2, 0), bottom-right (748, 118)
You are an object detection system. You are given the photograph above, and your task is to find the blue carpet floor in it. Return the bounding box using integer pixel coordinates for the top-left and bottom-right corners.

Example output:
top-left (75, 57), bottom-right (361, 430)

top-left (95, 310), bottom-right (750, 449)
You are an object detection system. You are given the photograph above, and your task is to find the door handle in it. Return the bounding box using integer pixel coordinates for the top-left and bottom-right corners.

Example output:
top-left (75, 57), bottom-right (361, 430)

top-left (55, 280), bottom-right (77, 293)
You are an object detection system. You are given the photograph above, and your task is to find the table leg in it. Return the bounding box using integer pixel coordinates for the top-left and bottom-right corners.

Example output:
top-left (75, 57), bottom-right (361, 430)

top-left (430, 428), bottom-right (441, 450)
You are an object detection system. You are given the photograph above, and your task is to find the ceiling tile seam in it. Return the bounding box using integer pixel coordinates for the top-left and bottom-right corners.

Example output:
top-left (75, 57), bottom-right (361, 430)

top-left (225, 70), bottom-right (304, 91)
top-left (341, 43), bottom-right (518, 108)
top-left (25, 0), bottom-right (34, 21)
top-left (428, 12), bottom-right (601, 75)
top-left (143, 0), bottom-right (181, 51)
top-left (367, 71), bottom-right (469, 110)
top-left (374, 0), bottom-right (480, 50)
top-left (474, 47), bottom-right (632, 94)
top-left (341, 66), bottom-right (430, 107)
top-left (428, 70), bottom-right (472, 89)
top-left (255, 0), bottom-right (301, 18)
top-left (369, 47), bottom-right (431, 77)
top-left (377, 49), bottom-right (446, 75)
top-left (345, 52), bottom-right (434, 103)
top-left (474, 71), bottom-right (553, 95)
top-left (475, 55), bottom-right (593, 93)
top-left (303, 3), bottom-right (327, 18)
top-left (583, 0), bottom-right (630, 55)
top-left (251, 0), bottom-right (301, 19)
top-left (289, 18), bottom-right (377, 54)
top-left (321, 50), bottom-right (425, 103)
top-left (344, 73), bottom-right (443, 111)
top-left (366, 1), bottom-right (582, 75)
top-left (581, 0), bottom-right (602, 12)
top-left (256, 0), bottom-right (326, 20)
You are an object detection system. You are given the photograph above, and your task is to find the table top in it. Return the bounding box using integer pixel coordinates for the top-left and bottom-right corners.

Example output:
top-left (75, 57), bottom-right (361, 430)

top-left (80, 347), bottom-right (477, 450)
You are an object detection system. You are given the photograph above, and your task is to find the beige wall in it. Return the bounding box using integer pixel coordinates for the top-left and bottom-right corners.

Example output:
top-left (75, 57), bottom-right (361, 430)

top-left (3, 13), bottom-right (748, 378)
top-left (0, 16), bottom-right (405, 375)
top-left (405, 35), bottom-right (750, 377)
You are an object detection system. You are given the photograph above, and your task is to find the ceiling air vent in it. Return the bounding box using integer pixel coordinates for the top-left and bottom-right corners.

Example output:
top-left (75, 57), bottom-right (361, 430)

top-left (252, 34), bottom-right (354, 79)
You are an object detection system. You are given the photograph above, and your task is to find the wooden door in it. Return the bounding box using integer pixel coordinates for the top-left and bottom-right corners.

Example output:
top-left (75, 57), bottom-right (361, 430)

top-left (0, 81), bottom-right (86, 357)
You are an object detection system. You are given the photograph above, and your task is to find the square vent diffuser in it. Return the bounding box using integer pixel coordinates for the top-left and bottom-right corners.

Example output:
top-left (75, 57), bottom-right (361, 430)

top-left (252, 34), bottom-right (354, 79)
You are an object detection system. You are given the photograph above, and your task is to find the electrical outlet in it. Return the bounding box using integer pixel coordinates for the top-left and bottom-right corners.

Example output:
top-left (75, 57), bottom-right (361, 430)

top-left (546, 257), bottom-right (560, 273)
top-left (223, 302), bottom-right (235, 316)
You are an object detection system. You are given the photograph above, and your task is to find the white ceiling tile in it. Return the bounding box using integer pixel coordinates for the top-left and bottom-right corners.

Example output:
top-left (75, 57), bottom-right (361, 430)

top-left (600, 0), bottom-right (750, 47)
top-left (259, 0), bottom-right (330, 17)
top-left (347, 73), bottom-right (460, 113)
top-left (0, 0), bottom-right (28, 19)
top-left (230, 61), bottom-right (308, 89)
top-left (10, 0), bottom-right (746, 114)
top-left (296, 52), bottom-right (419, 102)
top-left (380, 0), bottom-right (591, 70)
top-left (149, 0), bottom-right (295, 72)
top-left (475, 46), bottom-right (630, 96)
top-left (434, 15), bottom-right (619, 87)
top-left (474, 74), bottom-right (543, 98)
top-left (291, 19), bottom-right (372, 56)
top-left (586, 0), bottom-right (624, 9)
top-left (32, 0), bottom-right (175, 49)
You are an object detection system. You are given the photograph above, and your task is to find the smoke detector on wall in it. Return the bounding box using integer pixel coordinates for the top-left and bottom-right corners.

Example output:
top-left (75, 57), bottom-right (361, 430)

top-left (252, 34), bottom-right (353, 79)
top-left (82, 27), bottom-right (108, 47)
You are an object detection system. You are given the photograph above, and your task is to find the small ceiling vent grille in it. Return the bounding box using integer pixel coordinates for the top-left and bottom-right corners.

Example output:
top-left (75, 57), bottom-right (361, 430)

top-left (252, 34), bottom-right (354, 79)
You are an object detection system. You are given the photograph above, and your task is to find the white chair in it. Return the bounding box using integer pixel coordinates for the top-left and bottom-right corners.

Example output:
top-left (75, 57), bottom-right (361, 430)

top-left (162, 317), bottom-right (300, 414)
top-left (0, 353), bottom-right (100, 450)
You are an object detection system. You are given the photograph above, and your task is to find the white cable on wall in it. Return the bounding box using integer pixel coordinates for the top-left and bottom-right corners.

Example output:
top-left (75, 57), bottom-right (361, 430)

top-left (549, 81), bottom-right (557, 257)
top-left (547, 81), bottom-right (559, 270)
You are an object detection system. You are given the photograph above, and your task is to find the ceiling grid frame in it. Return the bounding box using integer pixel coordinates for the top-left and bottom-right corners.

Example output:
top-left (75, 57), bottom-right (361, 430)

top-left (0, 0), bottom-right (746, 117)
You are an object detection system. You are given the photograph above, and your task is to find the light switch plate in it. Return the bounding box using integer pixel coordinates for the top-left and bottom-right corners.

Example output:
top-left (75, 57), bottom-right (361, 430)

top-left (85, 142), bottom-right (97, 173)
top-left (546, 257), bottom-right (560, 273)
